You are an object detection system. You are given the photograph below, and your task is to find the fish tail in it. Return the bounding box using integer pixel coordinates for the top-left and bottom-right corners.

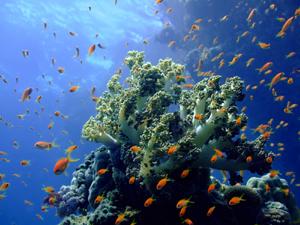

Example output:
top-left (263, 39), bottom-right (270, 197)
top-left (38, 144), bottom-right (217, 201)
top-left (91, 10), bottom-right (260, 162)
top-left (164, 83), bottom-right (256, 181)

top-left (265, 82), bottom-right (272, 90)
top-left (66, 152), bottom-right (79, 163)
top-left (255, 68), bottom-right (262, 73)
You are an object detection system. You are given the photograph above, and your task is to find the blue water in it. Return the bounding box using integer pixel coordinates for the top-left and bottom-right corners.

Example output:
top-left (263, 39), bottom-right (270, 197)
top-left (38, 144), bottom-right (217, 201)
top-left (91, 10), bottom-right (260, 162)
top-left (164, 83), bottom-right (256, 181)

top-left (0, 0), bottom-right (299, 224)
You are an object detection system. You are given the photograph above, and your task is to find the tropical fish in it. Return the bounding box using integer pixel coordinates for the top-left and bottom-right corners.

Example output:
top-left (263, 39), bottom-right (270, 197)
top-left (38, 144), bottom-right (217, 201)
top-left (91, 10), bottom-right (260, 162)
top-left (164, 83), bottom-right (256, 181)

top-left (183, 218), bottom-right (194, 225)
top-left (180, 169), bottom-right (190, 178)
top-left (65, 145), bottom-right (78, 154)
top-left (97, 168), bottom-right (109, 175)
top-left (88, 44), bottom-right (96, 56)
top-left (156, 176), bottom-right (170, 190)
top-left (20, 160), bottom-right (30, 166)
top-left (53, 152), bottom-right (79, 175)
top-left (258, 42), bottom-right (271, 49)
top-left (94, 194), bottom-right (104, 204)
top-left (247, 8), bottom-right (256, 23)
top-left (207, 206), bottom-right (216, 216)
top-left (21, 87), bottom-right (33, 102)
top-left (34, 141), bottom-right (58, 150)
top-left (267, 72), bottom-right (284, 89)
top-left (69, 86), bottom-right (80, 92)
top-left (228, 195), bottom-right (246, 205)
top-left (176, 197), bottom-right (193, 209)
top-left (257, 62), bottom-right (273, 73)
top-left (276, 16), bottom-right (295, 38)
top-left (144, 197), bottom-right (155, 207)
top-left (57, 67), bottom-right (64, 74)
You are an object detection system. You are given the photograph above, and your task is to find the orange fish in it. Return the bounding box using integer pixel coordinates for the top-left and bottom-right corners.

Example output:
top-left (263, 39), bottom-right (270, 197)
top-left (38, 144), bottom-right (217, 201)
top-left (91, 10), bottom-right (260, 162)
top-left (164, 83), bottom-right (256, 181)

top-left (208, 183), bottom-right (216, 193)
top-left (269, 170), bottom-right (280, 178)
top-left (53, 152), bottom-right (79, 175)
top-left (0, 182), bottom-right (10, 191)
top-left (180, 169), bottom-right (190, 179)
top-left (281, 188), bottom-right (289, 197)
top-left (167, 145), bottom-right (178, 155)
top-left (156, 0), bottom-right (164, 4)
top-left (228, 195), bottom-right (246, 205)
top-left (48, 121), bottom-right (54, 129)
top-left (88, 44), bottom-right (96, 56)
top-left (246, 156), bottom-right (253, 163)
top-left (21, 87), bottom-right (33, 102)
top-left (69, 85), bottom-right (80, 92)
top-left (190, 24), bottom-right (200, 31)
top-left (257, 62), bottom-right (273, 73)
top-left (179, 206), bottom-right (187, 217)
top-left (97, 168), bottom-right (109, 175)
top-left (277, 16), bottom-right (295, 38)
top-left (265, 183), bottom-right (271, 192)
top-left (176, 197), bottom-right (193, 209)
top-left (42, 186), bottom-right (55, 194)
top-left (54, 111), bottom-right (61, 116)
top-left (65, 145), bottom-right (78, 154)
top-left (295, 7), bottom-right (300, 17)
top-left (128, 176), bottom-right (135, 185)
top-left (94, 194), bottom-right (104, 204)
top-left (34, 141), bottom-right (58, 150)
top-left (194, 114), bottom-right (204, 120)
top-left (115, 213), bottom-right (126, 225)
top-left (130, 145), bottom-right (141, 153)
top-left (258, 42), bottom-right (271, 49)
top-left (267, 72), bottom-right (284, 89)
top-left (156, 176), bottom-right (170, 190)
top-left (183, 218), bottom-right (194, 225)
top-left (36, 95), bottom-right (42, 103)
top-left (213, 148), bottom-right (224, 158)
top-left (210, 154), bottom-right (218, 163)
top-left (20, 160), bottom-right (30, 166)
top-left (207, 206), bottom-right (216, 216)
top-left (144, 197), bottom-right (155, 207)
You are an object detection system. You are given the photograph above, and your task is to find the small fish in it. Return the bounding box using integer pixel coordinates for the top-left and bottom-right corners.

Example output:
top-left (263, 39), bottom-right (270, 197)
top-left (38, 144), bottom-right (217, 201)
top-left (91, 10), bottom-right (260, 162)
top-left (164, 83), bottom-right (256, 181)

top-left (167, 145), bottom-right (177, 155)
top-left (267, 72), bottom-right (284, 89)
top-left (208, 182), bottom-right (216, 193)
top-left (144, 197), bottom-right (155, 207)
top-left (276, 16), bottom-right (295, 38)
top-left (190, 24), bottom-right (200, 31)
top-left (228, 195), bottom-right (246, 205)
top-left (97, 43), bottom-right (105, 49)
top-left (97, 168), bottom-right (109, 175)
top-left (69, 86), bottom-right (80, 93)
top-left (207, 206), bottom-right (216, 216)
top-left (53, 152), bottom-right (79, 175)
top-left (156, 0), bottom-right (163, 4)
top-left (94, 194), bottom-right (104, 204)
top-left (65, 145), bottom-right (78, 154)
top-left (180, 169), bottom-right (190, 178)
top-left (286, 52), bottom-right (296, 59)
top-left (257, 62), bottom-right (273, 73)
top-left (269, 170), bottom-right (280, 178)
top-left (258, 42), bottom-right (271, 49)
top-left (42, 186), bottom-right (55, 194)
top-left (36, 95), bottom-right (42, 103)
top-left (0, 182), bottom-right (10, 191)
top-left (247, 8), bottom-right (256, 23)
top-left (20, 160), bottom-right (30, 166)
top-left (34, 141), bottom-right (58, 150)
top-left (24, 200), bottom-right (33, 206)
top-left (168, 40), bottom-right (176, 48)
top-left (183, 218), bottom-right (194, 225)
top-left (69, 31), bottom-right (77, 36)
top-left (128, 176), bottom-right (135, 185)
top-left (22, 50), bottom-right (29, 57)
top-left (21, 87), bottom-right (33, 102)
top-left (246, 58), bottom-right (255, 67)
top-left (130, 145), bottom-right (141, 153)
top-left (88, 44), bottom-right (96, 56)
top-left (179, 206), bottom-right (187, 217)
top-left (156, 176), bottom-right (170, 190)
top-left (115, 213), bottom-right (126, 225)
top-left (229, 54), bottom-right (242, 66)
top-left (210, 154), bottom-right (218, 163)
top-left (176, 197), bottom-right (193, 209)
top-left (74, 47), bottom-right (80, 58)
top-left (57, 67), bottom-right (65, 74)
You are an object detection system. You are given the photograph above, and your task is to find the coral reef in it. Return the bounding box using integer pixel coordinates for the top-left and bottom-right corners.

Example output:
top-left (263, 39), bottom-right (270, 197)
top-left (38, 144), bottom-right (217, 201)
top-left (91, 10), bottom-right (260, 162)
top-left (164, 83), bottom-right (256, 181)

top-left (55, 52), bottom-right (298, 225)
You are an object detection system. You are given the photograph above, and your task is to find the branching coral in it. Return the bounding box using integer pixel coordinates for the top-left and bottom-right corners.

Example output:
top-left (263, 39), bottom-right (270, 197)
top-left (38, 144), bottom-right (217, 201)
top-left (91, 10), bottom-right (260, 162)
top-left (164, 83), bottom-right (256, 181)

top-left (56, 52), bottom-right (297, 225)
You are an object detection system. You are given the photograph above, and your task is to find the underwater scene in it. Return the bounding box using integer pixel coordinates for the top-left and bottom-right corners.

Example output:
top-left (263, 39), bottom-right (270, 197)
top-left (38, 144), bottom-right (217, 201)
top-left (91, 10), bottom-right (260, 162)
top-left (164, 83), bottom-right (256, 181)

top-left (0, 0), bottom-right (300, 225)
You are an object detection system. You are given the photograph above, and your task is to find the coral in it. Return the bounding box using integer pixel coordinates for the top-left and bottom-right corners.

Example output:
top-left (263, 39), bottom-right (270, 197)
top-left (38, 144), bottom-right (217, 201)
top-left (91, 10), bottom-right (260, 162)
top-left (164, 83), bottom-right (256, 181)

top-left (55, 52), bottom-right (298, 225)
top-left (247, 174), bottom-right (299, 221)
top-left (257, 201), bottom-right (291, 225)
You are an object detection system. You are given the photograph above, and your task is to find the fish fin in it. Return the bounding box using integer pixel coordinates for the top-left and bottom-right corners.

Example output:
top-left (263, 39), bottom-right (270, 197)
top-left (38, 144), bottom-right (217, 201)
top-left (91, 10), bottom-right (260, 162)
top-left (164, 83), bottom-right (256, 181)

top-left (51, 139), bottom-right (60, 148)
